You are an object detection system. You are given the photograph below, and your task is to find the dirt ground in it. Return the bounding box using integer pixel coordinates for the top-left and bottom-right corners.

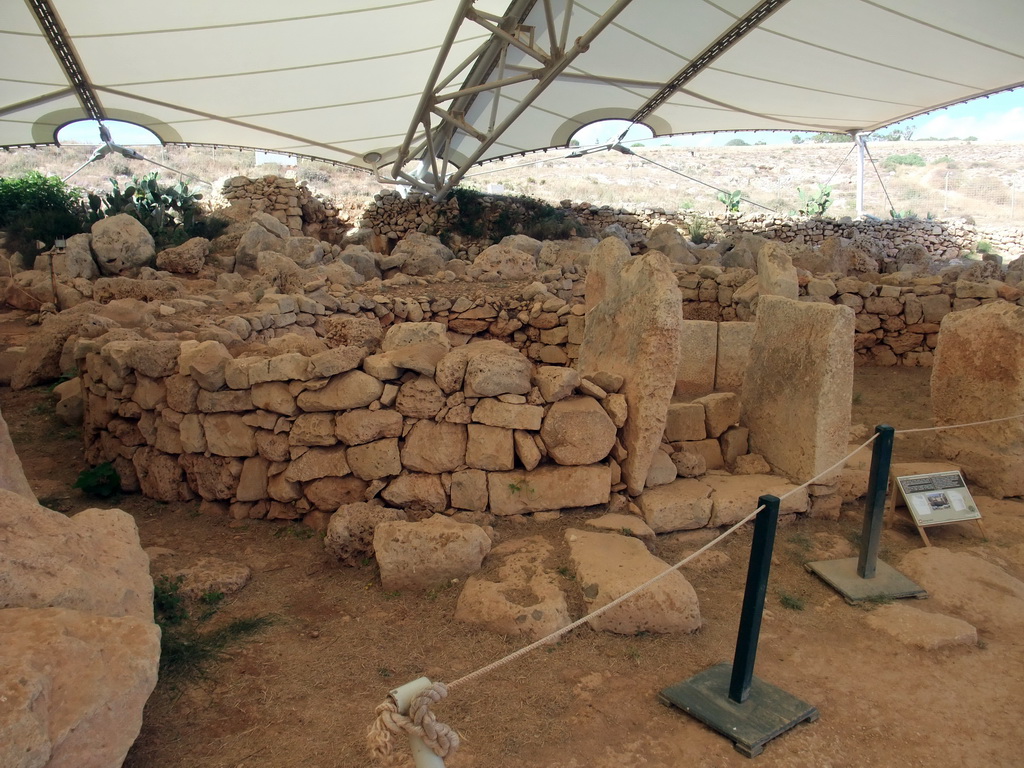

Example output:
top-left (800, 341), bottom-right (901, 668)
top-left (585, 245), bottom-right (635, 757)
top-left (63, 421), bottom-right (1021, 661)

top-left (2, 330), bottom-right (1023, 768)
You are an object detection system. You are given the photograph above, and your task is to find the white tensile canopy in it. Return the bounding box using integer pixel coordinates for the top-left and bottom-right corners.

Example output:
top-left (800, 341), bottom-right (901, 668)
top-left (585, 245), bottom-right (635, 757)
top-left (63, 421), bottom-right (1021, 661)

top-left (2, 0), bottom-right (1022, 195)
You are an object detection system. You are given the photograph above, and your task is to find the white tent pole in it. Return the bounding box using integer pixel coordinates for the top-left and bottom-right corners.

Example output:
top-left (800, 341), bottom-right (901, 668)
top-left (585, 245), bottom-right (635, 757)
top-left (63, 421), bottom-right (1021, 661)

top-left (854, 132), bottom-right (866, 218)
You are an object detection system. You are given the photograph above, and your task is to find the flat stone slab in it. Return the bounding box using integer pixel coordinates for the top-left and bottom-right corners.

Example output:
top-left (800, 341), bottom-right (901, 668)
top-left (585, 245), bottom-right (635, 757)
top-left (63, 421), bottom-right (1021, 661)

top-left (487, 464), bottom-right (611, 516)
top-left (584, 513), bottom-right (656, 547)
top-left (565, 528), bottom-right (701, 634)
top-left (701, 473), bottom-right (808, 526)
top-left (863, 603), bottom-right (977, 650)
top-left (635, 479), bottom-right (713, 533)
top-left (454, 536), bottom-right (570, 642)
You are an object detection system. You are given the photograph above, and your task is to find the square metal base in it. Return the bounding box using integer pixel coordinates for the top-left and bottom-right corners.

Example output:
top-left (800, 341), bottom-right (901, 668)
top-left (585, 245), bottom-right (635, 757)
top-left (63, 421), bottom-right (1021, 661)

top-left (805, 557), bottom-right (927, 604)
top-left (659, 663), bottom-right (819, 758)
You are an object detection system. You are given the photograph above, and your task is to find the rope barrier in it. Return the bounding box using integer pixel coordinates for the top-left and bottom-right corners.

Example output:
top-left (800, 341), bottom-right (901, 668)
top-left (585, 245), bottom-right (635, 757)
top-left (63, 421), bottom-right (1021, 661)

top-left (893, 412), bottom-right (1024, 435)
top-left (367, 415), bottom-right (1021, 762)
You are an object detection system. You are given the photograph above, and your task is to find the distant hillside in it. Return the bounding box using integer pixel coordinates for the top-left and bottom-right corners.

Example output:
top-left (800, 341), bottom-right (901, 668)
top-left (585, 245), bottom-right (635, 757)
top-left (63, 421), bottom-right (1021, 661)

top-left (1, 140), bottom-right (1021, 227)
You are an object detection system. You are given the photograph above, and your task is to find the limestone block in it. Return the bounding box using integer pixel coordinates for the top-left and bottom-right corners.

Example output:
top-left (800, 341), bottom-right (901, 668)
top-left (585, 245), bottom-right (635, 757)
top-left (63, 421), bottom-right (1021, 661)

top-left (179, 455), bottom-right (242, 500)
top-left (635, 479), bottom-right (713, 532)
top-left (565, 529), bottom-right (700, 634)
top-left (129, 340), bottom-right (181, 379)
top-left (451, 469), bottom-right (489, 511)
top-left (539, 396), bottom-right (617, 466)
top-left (464, 352), bottom-right (533, 397)
top-left (0, 491), bottom-right (152, 619)
top-left (305, 476), bottom-right (368, 511)
top-left (513, 429), bottom-right (542, 471)
top-left (181, 340), bottom-right (233, 391)
top-left (335, 408), bottom-right (403, 446)
top-left (532, 366), bottom-right (581, 403)
top-left (702, 473), bottom-right (807, 526)
top-left (284, 446), bottom-right (350, 482)
top-left (919, 293), bottom-right (952, 324)
top-left (720, 425), bottom-right (749, 467)
top-left (466, 424), bottom-right (515, 471)
top-left (381, 473), bottom-right (448, 512)
top-left (715, 321), bottom-right (755, 392)
top-left (296, 370), bottom-right (383, 412)
top-left (692, 392), bottom-right (740, 438)
top-left (0, 405), bottom-right (35, 501)
top-left (381, 321), bottom-right (450, 352)
top-left (395, 376), bottom-right (445, 419)
top-left (686, 438), bottom-right (725, 470)
top-left (251, 381), bottom-right (297, 415)
top-left (133, 447), bottom-right (191, 501)
top-left (931, 302), bottom-right (1024, 498)
top-left (472, 399), bottom-right (544, 431)
top-left (900, 547), bottom-right (1024, 631)
top-left (664, 403), bottom-right (706, 442)
top-left (401, 421), bottom-right (467, 473)
top-left (255, 430), bottom-right (290, 462)
top-left (309, 346), bottom-right (366, 378)
top-left (488, 464), bottom-right (612, 515)
top-left (236, 456), bottom-right (270, 501)
top-left (196, 389), bottom-right (253, 413)
top-left (381, 341), bottom-right (448, 377)
top-left (0, 607), bottom-right (160, 768)
top-left (324, 501), bottom-right (404, 565)
top-left (347, 438), bottom-right (402, 481)
top-left (203, 413), bottom-right (257, 456)
top-left (455, 537), bottom-right (570, 641)
top-left (672, 449), bottom-right (707, 478)
top-left (645, 449), bottom-right (678, 488)
top-left (757, 240), bottom-right (798, 299)
top-left (675, 320), bottom-right (717, 397)
top-left (585, 513), bottom-right (656, 547)
top-left (435, 340), bottom-right (521, 393)
top-left (578, 241), bottom-right (682, 495)
top-left (374, 515), bottom-right (491, 591)
top-left (742, 297), bottom-right (853, 484)
top-left (91, 213), bottom-right (156, 275)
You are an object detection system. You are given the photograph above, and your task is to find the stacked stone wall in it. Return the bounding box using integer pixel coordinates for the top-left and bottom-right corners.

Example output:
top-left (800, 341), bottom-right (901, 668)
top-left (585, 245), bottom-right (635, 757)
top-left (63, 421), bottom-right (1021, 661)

top-left (352, 189), bottom-right (1024, 260)
top-left (217, 175), bottom-right (347, 242)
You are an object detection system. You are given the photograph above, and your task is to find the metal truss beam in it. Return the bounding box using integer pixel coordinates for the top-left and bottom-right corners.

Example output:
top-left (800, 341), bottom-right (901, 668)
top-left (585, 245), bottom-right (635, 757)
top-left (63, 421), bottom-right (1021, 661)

top-left (26, 0), bottom-right (105, 121)
top-left (387, 0), bottom-right (635, 199)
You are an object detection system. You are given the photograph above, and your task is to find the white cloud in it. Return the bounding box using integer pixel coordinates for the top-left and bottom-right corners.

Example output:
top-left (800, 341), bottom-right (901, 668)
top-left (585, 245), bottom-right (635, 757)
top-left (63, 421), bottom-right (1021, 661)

top-left (915, 107), bottom-right (1024, 141)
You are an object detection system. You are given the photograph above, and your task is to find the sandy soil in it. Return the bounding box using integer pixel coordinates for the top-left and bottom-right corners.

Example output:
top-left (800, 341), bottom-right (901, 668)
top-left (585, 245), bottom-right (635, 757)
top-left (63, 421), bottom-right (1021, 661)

top-left (2, 339), bottom-right (1022, 768)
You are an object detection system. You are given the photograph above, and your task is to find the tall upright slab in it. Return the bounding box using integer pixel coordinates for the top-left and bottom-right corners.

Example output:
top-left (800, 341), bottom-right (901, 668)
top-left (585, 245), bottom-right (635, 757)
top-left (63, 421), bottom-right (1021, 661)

top-left (742, 297), bottom-right (854, 484)
top-left (931, 302), bottom-right (1024, 498)
top-left (579, 238), bottom-right (682, 496)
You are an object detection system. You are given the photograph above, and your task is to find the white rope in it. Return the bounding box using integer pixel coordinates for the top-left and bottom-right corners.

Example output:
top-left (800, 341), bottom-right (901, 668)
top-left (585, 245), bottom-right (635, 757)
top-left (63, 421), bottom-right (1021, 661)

top-left (368, 681), bottom-right (460, 761)
top-left (367, 417), bottom-right (1017, 762)
top-left (894, 412), bottom-right (1024, 435)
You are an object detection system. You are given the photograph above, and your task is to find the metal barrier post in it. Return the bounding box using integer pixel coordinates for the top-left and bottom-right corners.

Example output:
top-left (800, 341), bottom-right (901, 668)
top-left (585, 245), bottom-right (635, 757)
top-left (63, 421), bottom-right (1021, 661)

top-left (857, 425), bottom-right (894, 578)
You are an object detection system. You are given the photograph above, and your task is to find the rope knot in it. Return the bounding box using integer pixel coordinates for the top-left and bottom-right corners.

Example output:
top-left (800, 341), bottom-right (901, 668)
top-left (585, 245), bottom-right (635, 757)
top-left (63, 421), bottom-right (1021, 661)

top-left (368, 680), bottom-right (460, 762)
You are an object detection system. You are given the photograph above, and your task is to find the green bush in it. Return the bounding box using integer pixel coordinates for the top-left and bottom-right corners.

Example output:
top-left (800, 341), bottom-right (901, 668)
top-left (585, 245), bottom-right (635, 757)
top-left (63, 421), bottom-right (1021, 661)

top-left (882, 153), bottom-right (926, 169)
top-left (87, 171), bottom-right (209, 249)
top-left (0, 171), bottom-right (86, 254)
top-left (448, 187), bottom-right (587, 243)
top-left (73, 462), bottom-right (120, 498)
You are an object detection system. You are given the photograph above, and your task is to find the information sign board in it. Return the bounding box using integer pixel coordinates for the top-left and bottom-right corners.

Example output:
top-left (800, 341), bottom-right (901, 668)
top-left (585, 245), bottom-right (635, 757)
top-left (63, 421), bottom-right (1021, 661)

top-left (894, 471), bottom-right (980, 527)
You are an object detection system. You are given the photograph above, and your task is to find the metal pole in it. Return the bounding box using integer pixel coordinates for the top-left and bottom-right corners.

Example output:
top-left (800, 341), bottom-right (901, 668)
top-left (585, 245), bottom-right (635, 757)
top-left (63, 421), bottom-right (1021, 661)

top-left (857, 425), bottom-right (894, 579)
top-left (728, 495), bottom-right (780, 704)
top-left (855, 133), bottom-right (866, 218)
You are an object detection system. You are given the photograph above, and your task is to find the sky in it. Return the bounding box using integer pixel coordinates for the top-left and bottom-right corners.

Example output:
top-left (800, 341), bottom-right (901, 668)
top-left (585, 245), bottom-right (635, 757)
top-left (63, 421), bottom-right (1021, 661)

top-left (58, 86), bottom-right (1024, 151)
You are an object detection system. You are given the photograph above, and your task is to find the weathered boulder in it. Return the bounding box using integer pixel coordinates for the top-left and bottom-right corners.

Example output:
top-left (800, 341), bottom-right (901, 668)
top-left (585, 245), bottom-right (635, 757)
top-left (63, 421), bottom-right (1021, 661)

top-left (155, 237), bottom-right (209, 274)
top-left (389, 232), bottom-right (453, 276)
top-left (324, 501), bottom-right (405, 566)
top-left (91, 214), bottom-right (156, 276)
top-left (635, 479), bottom-right (713, 533)
top-left (565, 529), bottom-right (701, 634)
top-left (435, 340), bottom-right (526, 394)
top-left (335, 409), bottom-right (403, 446)
top-left (701, 473), bottom-right (808, 526)
top-left (742, 296), bottom-right (854, 484)
top-left (0, 405), bottom-right (35, 501)
top-left (380, 322), bottom-right (450, 353)
top-left (380, 472), bottom-right (448, 513)
top-left (395, 376), bottom-right (445, 418)
top-left (931, 302), bottom-right (1024, 498)
top-left (539, 396), bottom-right (616, 465)
top-left (455, 536), bottom-right (570, 641)
top-left (297, 370), bottom-right (384, 412)
top-left (473, 244), bottom-right (537, 280)
top-left (401, 421), bottom-right (467, 473)
top-left (488, 464), bottom-right (612, 515)
top-left (578, 239), bottom-right (682, 495)
top-left (0, 490), bottom-right (152, 620)
top-left (234, 219), bottom-right (285, 270)
top-left (464, 351), bottom-right (533, 398)
top-left (900, 547), bottom-right (1024, 630)
top-left (756, 240), bottom-right (798, 299)
top-left (347, 438), bottom-right (402, 481)
top-left (646, 223), bottom-right (697, 264)
top-left (0, 607), bottom-right (160, 768)
top-left (52, 233), bottom-right (99, 279)
top-left (374, 515), bottom-right (491, 591)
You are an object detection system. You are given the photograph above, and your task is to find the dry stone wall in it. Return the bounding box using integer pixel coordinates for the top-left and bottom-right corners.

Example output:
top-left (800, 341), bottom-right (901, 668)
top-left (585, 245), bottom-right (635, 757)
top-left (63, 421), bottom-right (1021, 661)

top-left (351, 188), bottom-right (1024, 260)
top-left (75, 324), bottom-right (632, 524)
top-left (217, 175), bottom-right (347, 242)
